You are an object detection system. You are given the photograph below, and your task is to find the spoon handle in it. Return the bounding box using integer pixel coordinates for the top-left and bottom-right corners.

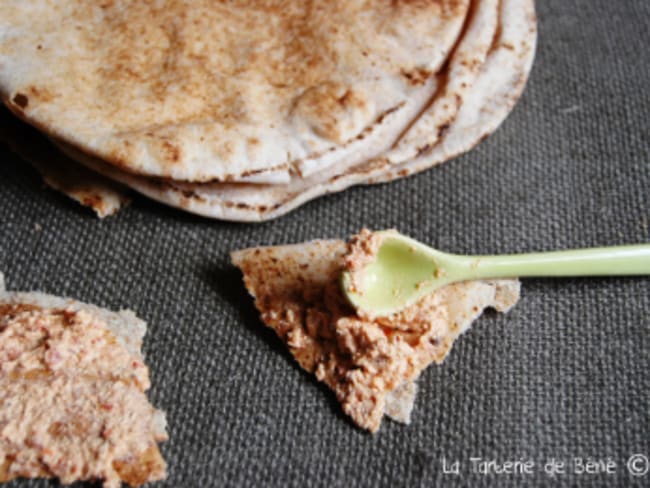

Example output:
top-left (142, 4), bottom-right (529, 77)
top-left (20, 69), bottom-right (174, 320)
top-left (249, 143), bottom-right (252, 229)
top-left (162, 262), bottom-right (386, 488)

top-left (457, 244), bottom-right (650, 280)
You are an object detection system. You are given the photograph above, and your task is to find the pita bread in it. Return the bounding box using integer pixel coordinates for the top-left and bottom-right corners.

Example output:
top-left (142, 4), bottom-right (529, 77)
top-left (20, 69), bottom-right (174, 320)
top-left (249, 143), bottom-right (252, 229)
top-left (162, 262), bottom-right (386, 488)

top-left (0, 0), bottom-right (473, 183)
top-left (0, 0), bottom-right (536, 221)
top-left (0, 109), bottom-right (130, 218)
top-left (41, 0), bottom-right (535, 221)
top-left (232, 239), bottom-right (520, 432)
top-left (0, 273), bottom-right (167, 487)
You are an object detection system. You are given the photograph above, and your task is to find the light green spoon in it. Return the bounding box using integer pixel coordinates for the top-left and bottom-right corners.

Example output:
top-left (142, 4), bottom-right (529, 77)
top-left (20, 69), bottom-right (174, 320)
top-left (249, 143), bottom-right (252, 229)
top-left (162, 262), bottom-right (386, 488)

top-left (341, 231), bottom-right (650, 317)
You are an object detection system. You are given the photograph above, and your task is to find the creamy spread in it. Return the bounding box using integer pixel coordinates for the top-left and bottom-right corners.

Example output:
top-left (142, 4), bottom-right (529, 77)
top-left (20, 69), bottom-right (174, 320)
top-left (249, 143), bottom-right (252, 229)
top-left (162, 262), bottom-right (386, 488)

top-left (232, 237), bottom-right (520, 432)
top-left (343, 228), bottom-right (391, 296)
top-left (0, 304), bottom-right (166, 487)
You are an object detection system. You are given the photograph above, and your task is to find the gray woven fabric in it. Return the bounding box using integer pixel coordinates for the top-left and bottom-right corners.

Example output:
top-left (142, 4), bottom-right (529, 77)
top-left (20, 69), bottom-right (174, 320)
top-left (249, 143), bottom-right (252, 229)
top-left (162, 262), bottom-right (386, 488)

top-left (1, 0), bottom-right (648, 486)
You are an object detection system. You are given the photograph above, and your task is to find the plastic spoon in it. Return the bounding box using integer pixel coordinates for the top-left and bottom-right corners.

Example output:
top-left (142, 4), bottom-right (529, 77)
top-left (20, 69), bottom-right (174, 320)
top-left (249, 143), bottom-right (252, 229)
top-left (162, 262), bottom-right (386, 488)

top-left (341, 231), bottom-right (650, 317)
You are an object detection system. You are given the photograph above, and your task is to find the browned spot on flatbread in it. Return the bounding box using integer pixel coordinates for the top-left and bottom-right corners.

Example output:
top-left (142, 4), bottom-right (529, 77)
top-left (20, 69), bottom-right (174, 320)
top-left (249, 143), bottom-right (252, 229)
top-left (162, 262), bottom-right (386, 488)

top-left (81, 194), bottom-right (103, 210)
top-left (27, 86), bottom-right (56, 104)
top-left (12, 93), bottom-right (28, 109)
top-left (437, 122), bottom-right (451, 138)
top-left (161, 141), bottom-right (180, 163)
top-left (391, 0), bottom-right (466, 17)
top-left (416, 143), bottom-right (432, 157)
top-left (401, 68), bottom-right (432, 86)
top-left (291, 81), bottom-right (372, 143)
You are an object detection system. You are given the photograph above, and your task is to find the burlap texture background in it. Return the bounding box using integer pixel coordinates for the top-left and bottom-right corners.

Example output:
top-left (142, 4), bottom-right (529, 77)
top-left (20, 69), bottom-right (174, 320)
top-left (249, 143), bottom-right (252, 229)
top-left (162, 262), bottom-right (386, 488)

top-left (1, 0), bottom-right (648, 486)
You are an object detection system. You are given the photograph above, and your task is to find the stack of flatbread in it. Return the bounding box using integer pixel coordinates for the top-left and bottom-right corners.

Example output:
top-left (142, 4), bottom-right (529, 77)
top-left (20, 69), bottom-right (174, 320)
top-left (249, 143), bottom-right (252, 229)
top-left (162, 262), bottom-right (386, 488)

top-left (0, 0), bottom-right (536, 221)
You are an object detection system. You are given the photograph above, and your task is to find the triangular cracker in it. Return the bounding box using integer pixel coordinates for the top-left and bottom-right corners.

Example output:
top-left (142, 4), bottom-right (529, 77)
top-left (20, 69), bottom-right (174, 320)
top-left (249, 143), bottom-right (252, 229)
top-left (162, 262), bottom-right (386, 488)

top-left (232, 239), bottom-right (519, 432)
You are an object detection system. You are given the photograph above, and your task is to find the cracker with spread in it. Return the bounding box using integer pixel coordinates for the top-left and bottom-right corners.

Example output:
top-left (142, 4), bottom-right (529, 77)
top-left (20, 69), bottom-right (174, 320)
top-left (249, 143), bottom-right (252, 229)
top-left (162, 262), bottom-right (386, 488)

top-left (0, 274), bottom-right (167, 487)
top-left (232, 235), bottom-right (519, 432)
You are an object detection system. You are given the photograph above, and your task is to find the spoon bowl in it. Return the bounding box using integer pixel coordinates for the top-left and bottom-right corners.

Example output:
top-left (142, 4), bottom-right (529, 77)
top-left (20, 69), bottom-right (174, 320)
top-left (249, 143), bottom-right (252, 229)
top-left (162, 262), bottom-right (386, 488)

top-left (341, 231), bottom-right (650, 317)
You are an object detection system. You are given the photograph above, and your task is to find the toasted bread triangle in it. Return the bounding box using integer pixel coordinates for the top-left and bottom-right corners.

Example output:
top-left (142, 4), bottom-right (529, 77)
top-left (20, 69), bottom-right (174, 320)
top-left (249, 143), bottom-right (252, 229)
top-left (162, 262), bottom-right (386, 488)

top-left (232, 239), bottom-right (519, 432)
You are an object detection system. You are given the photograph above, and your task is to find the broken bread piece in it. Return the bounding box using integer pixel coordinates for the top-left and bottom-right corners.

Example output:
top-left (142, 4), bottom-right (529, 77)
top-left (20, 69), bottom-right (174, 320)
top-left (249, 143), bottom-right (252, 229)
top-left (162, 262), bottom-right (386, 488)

top-left (231, 239), bottom-right (519, 432)
top-left (0, 107), bottom-right (130, 218)
top-left (0, 273), bottom-right (167, 487)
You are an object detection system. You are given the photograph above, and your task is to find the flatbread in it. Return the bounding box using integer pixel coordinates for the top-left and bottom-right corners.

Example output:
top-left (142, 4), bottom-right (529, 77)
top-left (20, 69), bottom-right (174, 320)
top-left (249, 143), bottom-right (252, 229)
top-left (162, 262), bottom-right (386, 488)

top-left (0, 0), bottom-right (536, 222)
top-left (41, 0), bottom-right (536, 221)
top-left (0, 109), bottom-right (130, 218)
top-left (0, 0), bottom-right (473, 183)
top-left (232, 239), bottom-right (520, 432)
top-left (0, 273), bottom-right (167, 487)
